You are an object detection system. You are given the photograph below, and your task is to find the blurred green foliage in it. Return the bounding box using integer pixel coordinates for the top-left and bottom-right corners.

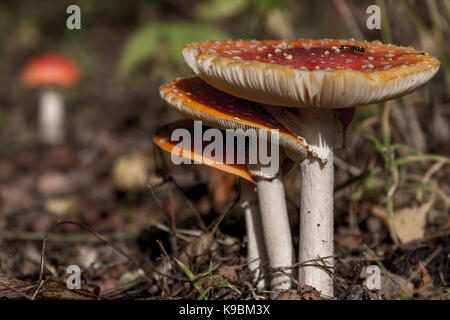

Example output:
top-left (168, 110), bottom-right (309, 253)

top-left (118, 22), bottom-right (229, 77)
top-left (117, 0), bottom-right (287, 77)
top-left (195, 0), bottom-right (249, 20)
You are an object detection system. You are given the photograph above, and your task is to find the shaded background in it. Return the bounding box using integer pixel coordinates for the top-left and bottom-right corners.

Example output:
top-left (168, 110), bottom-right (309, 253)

top-left (0, 0), bottom-right (448, 299)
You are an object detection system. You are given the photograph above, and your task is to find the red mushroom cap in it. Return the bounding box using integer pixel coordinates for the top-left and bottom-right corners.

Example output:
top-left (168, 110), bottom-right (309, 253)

top-left (21, 54), bottom-right (80, 88)
top-left (160, 77), bottom-right (309, 161)
top-left (182, 39), bottom-right (440, 108)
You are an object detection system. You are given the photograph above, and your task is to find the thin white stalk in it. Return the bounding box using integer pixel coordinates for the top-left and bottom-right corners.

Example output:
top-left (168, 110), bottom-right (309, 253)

top-left (264, 107), bottom-right (342, 297)
top-left (299, 153), bottom-right (334, 298)
top-left (240, 179), bottom-right (267, 289)
top-left (255, 175), bottom-right (293, 291)
top-left (295, 108), bottom-right (343, 298)
top-left (39, 89), bottom-right (64, 145)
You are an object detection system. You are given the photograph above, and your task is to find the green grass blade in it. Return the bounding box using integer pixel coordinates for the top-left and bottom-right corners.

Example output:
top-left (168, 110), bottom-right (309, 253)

top-left (211, 277), bottom-right (241, 295)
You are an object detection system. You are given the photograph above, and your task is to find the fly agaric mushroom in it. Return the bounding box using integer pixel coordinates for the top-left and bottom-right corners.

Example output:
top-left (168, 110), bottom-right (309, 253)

top-left (21, 54), bottom-right (80, 145)
top-left (182, 39), bottom-right (440, 297)
top-left (159, 77), bottom-right (309, 290)
top-left (154, 119), bottom-right (267, 288)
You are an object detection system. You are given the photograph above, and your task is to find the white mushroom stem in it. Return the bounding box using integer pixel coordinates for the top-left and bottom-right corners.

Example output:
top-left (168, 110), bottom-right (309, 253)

top-left (252, 172), bottom-right (293, 291)
top-left (264, 107), bottom-right (343, 297)
top-left (257, 176), bottom-right (293, 290)
top-left (240, 179), bottom-right (267, 289)
top-left (39, 89), bottom-right (64, 145)
top-left (299, 152), bottom-right (334, 297)
top-left (296, 108), bottom-right (343, 298)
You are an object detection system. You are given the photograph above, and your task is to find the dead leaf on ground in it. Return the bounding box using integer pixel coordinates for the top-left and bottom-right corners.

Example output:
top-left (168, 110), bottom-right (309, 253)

top-left (382, 271), bottom-right (414, 298)
top-left (276, 285), bottom-right (321, 300)
top-left (44, 197), bottom-right (78, 216)
top-left (112, 153), bottom-right (152, 192)
top-left (361, 268), bottom-right (414, 299)
top-left (275, 289), bottom-right (301, 300)
top-left (371, 201), bottom-right (434, 244)
top-left (297, 284), bottom-right (322, 300)
top-left (179, 233), bottom-right (217, 266)
top-left (393, 202), bottom-right (434, 244)
top-left (217, 265), bottom-right (241, 283)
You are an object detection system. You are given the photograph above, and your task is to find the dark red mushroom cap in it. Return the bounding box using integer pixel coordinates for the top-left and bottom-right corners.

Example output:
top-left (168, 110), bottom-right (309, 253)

top-left (21, 54), bottom-right (80, 88)
top-left (159, 77), bottom-right (309, 161)
top-left (182, 39), bottom-right (440, 108)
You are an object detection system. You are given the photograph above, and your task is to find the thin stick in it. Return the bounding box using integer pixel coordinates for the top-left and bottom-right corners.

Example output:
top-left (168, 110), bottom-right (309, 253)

top-left (0, 282), bottom-right (33, 300)
top-left (166, 183), bottom-right (179, 253)
top-left (0, 230), bottom-right (138, 242)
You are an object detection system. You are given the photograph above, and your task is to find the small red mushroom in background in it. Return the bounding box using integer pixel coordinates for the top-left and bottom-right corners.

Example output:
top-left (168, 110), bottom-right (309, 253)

top-left (21, 54), bottom-right (80, 145)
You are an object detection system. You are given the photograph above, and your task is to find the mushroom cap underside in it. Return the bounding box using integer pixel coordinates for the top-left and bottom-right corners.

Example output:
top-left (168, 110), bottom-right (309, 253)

top-left (154, 120), bottom-right (296, 181)
top-left (154, 119), bottom-right (255, 182)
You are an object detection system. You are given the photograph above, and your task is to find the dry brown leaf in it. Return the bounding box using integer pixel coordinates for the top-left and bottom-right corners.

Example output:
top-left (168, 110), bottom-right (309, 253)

top-left (112, 153), bottom-right (151, 191)
top-left (275, 289), bottom-right (301, 300)
top-left (276, 286), bottom-right (321, 300)
top-left (393, 201), bottom-right (434, 244)
top-left (297, 284), bottom-right (322, 300)
top-left (44, 197), bottom-right (77, 216)
top-left (179, 233), bottom-right (216, 265)
top-left (370, 201), bottom-right (434, 244)
top-left (379, 271), bottom-right (414, 299)
top-left (217, 265), bottom-right (240, 283)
